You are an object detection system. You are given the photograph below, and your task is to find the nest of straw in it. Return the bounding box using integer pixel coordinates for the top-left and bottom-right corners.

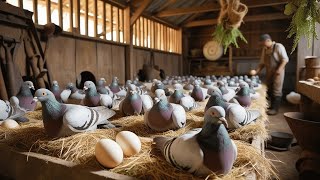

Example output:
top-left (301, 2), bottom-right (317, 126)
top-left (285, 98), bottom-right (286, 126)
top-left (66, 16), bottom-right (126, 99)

top-left (0, 86), bottom-right (276, 179)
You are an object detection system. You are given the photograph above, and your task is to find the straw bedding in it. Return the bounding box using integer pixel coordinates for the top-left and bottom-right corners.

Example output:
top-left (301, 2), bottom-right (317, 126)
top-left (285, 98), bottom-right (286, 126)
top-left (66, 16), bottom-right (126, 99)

top-left (0, 86), bottom-right (277, 179)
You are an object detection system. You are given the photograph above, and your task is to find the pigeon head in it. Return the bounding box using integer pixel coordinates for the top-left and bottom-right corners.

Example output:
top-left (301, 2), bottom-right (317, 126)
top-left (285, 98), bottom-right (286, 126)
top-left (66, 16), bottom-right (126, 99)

top-left (23, 81), bottom-right (35, 90)
top-left (128, 84), bottom-right (137, 91)
top-left (205, 106), bottom-right (228, 128)
top-left (52, 81), bottom-right (59, 86)
top-left (239, 82), bottom-right (249, 88)
top-left (34, 88), bottom-right (55, 102)
top-left (83, 81), bottom-right (96, 91)
top-left (204, 79), bottom-right (212, 85)
top-left (98, 78), bottom-right (106, 86)
top-left (0, 100), bottom-right (10, 118)
top-left (66, 83), bottom-right (74, 90)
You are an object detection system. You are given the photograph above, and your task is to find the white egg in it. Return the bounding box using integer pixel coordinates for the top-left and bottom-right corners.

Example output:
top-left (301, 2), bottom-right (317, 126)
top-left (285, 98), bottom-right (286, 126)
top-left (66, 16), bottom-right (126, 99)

top-left (250, 70), bottom-right (256, 76)
top-left (95, 139), bottom-right (123, 168)
top-left (1, 119), bottom-right (20, 129)
top-left (116, 131), bottom-right (141, 156)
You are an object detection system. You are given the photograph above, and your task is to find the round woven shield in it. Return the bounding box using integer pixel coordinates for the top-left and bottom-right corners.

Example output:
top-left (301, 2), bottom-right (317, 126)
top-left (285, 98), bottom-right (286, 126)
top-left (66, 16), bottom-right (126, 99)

top-left (203, 40), bottom-right (223, 61)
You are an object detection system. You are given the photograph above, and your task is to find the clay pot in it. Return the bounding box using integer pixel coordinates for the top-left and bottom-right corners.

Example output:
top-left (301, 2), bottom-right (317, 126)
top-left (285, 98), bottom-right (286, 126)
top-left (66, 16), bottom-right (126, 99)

top-left (305, 56), bottom-right (320, 68)
top-left (284, 112), bottom-right (320, 153)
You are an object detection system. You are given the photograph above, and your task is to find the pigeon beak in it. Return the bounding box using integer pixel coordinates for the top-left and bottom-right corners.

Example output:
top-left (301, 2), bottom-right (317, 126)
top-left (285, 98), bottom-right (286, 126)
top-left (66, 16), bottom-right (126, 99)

top-left (30, 86), bottom-right (35, 90)
top-left (83, 86), bottom-right (88, 91)
top-left (154, 97), bottom-right (160, 103)
top-left (219, 117), bottom-right (228, 128)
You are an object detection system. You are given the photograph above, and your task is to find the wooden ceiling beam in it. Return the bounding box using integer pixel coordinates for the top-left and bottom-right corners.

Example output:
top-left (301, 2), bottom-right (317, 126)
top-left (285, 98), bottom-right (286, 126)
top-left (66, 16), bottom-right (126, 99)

top-left (130, 0), bottom-right (152, 25)
top-left (242, 0), bottom-right (287, 8)
top-left (156, 0), bottom-right (287, 17)
top-left (184, 13), bottom-right (290, 27)
top-left (102, 0), bottom-right (128, 8)
top-left (156, 3), bottom-right (219, 17)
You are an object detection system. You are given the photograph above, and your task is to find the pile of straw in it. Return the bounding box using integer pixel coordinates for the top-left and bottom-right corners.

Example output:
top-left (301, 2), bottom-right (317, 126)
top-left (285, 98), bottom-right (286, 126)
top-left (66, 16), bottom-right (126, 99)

top-left (0, 86), bottom-right (276, 179)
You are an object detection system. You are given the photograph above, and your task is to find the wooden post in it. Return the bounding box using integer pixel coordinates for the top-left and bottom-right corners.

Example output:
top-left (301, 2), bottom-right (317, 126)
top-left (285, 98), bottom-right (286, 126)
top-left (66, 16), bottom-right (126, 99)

top-left (94, 0), bottom-right (98, 37)
top-left (69, 0), bottom-right (73, 32)
top-left (76, 0), bottom-right (80, 33)
top-left (46, 0), bottom-right (51, 23)
top-left (58, 0), bottom-right (63, 29)
top-left (85, 0), bottom-right (89, 36)
top-left (33, 0), bottom-right (38, 24)
top-left (18, 0), bottom-right (23, 8)
top-left (116, 7), bottom-right (120, 42)
top-left (125, 7), bottom-right (133, 81)
top-left (110, 5), bottom-right (113, 41)
top-left (229, 46), bottom-right (233, 74)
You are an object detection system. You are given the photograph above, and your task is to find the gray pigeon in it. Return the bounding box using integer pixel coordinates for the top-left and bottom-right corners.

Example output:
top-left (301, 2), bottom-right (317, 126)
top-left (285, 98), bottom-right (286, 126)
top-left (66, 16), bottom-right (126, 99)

top-left (83, 81), bottom-right (113, 108)
top-left (33, 88), bottom-right (116, 137)
top-left (205, 92), bottom-right (261, 129)
top-left (97, 78), bottom-right (113, 97)
top-left (16, 81), bottom-right (36, 111)
top-left (144, 97), bottom-right (186, 132)
top-left (154, 106), bottom-right (237, 176)
top-left (51, 80), bottom-right (62, 102)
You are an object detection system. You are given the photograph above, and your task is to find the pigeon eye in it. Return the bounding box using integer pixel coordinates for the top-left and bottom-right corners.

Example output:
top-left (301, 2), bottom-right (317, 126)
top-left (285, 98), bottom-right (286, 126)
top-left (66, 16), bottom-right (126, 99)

top-left (42, 92), bottom-right (47, 96)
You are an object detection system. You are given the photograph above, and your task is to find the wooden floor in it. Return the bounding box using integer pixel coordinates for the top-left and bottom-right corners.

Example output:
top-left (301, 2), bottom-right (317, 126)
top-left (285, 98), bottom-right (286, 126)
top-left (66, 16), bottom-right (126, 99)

top-left (266, 102), bottom-right (301, 180)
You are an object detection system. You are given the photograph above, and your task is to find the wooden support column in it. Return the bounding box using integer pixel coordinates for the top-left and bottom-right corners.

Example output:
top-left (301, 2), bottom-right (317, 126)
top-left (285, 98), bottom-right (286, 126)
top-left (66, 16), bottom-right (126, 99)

top-left (94, 0), bottom-right (98, 37)
top-left (46, 0), bottom-right (51, 23)
top-left (85, 0), bottom-right (89, 35)
top-left (33, 0), bottom-right (38, 24)
top-left (58, 0), bottom-right (63, 29)
top-left (130, 0), bottom-right (151, 25)
top-left (125, 7), bottom-right (133, 81)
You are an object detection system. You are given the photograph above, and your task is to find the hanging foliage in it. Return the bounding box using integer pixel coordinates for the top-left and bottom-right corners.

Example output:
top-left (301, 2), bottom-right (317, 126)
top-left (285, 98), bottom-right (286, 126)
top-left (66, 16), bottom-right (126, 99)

top-left (285, 0), bottom-right (320, 53)
top-left (213, 0), bottom-right (248, 54)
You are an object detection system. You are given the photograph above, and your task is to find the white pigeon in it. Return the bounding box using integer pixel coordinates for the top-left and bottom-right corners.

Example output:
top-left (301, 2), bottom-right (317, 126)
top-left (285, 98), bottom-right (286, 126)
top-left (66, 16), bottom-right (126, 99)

top-left (154, 106), bottom-right (237, 176)
top-left (34, 89), bottom-right (116, 137)
top-left (60, 83), bottom-right (85, 104)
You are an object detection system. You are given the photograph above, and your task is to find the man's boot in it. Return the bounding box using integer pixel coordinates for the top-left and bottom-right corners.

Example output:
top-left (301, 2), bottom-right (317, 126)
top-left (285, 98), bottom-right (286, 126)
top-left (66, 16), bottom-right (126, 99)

top-left (267, 96), bottom-right (281, 115)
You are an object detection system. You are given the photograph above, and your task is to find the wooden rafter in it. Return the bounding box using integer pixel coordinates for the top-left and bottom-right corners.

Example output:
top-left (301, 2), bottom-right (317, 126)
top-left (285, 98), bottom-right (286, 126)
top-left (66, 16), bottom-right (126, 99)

top-left (156, 0), bottom-right (287, 17)
top-left (156, 3), bottom-right (219, 17)
top-left (157, 0), bottom-right (177, 12)
top-left (184, 13), bottom-right (290, 27)
top-left (130, 0), bottom-right (152, 25)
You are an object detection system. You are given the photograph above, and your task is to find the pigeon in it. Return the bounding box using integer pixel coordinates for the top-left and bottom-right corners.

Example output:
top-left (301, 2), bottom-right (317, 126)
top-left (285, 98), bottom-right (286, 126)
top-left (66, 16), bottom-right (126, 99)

top-left (151, 80), bottom-right (165, 93)
top-left (51, 80), bottom-right (62, 102)
top-left (169, 89), bottom-right (197, 111)
top-left (183, 80), bottom-right (194, 91)
top-left (205, 93), bottom-right (261, 129)
top-left (97, 78), bottom-right (113, 97)
top-left (217, 81), bottom-right (235, 102)
top-left (203, 78), bottom-right (214, 89)
top-left (191, 80), bottom-right (208, 102)
top-left (60, 83), bottom-right (85, 104)
top-left (248, 82), bottom-right (260, 100)
top-left (0, 97), bottom-right (26, 121)
top-left (154, 89), bottom-right (169, 102)
top-left (235, 82), bottom-right (251, 107)
top-left (154, 106), bottom-right (237, 176)
top-left (33, 88), bottom-right (116, 137)
top-left (16, 81), bottom-right (36, 111)
top-left (83, 81), bottom-right (113, 108)
top-left (109, 77), bottom-right (121, 93)
top-left (144, 97), bottom-right (186, 132)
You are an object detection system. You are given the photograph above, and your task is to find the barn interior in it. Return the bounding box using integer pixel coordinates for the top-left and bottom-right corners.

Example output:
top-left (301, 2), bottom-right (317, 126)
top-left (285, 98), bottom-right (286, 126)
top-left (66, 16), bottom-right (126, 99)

top-left (0, 0), bottom-right (320, 179)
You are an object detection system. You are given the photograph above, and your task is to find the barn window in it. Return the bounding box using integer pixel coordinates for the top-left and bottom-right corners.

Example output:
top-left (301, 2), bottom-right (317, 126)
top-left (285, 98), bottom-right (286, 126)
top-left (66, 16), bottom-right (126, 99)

top-left (132, 16), bottom-right (182, 54)
top-left (6, 0), bottom-right (126, 44)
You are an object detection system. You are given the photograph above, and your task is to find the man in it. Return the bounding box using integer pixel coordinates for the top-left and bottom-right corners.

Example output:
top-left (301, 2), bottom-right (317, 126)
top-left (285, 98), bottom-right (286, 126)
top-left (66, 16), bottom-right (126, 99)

top-left (251, 34), bottom-right (289, 115)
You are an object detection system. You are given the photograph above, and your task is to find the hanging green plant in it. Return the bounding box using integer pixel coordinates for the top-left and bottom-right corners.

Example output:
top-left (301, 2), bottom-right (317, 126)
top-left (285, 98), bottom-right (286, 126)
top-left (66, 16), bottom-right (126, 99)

top-left (213, 24), bottom-right (247, 54)
top-left (285, 0), bottom-right (320, 53)
top-left (213, 0), bottom-right (248, 54)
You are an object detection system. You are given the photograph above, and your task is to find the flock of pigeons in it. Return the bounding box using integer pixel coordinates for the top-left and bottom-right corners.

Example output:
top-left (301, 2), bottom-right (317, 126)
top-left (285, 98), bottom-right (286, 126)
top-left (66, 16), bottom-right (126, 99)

top-left (0, 74), bottom-right (264, 176)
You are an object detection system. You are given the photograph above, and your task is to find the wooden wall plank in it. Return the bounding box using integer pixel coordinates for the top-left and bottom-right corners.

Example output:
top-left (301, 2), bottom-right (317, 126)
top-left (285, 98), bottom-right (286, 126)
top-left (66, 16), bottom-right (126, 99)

top-left (111, 45), bottom-right (125, 83)
top-left (97, 43), bottom-right (113, 83)
top-left (46, 37), bottom-right (76, 88)
top-left (75, 39), bottom-right (97, 79)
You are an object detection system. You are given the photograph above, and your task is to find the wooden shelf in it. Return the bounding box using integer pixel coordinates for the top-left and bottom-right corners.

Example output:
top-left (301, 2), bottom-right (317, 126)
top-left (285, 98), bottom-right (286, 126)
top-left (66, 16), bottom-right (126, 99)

top-left (297, 81), bottom-right (320, 104)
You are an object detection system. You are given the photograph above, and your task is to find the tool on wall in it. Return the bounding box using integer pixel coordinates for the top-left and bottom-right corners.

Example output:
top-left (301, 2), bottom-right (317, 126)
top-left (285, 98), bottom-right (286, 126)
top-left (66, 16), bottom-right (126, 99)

top-left (0, 36), bottom-right (23, 98)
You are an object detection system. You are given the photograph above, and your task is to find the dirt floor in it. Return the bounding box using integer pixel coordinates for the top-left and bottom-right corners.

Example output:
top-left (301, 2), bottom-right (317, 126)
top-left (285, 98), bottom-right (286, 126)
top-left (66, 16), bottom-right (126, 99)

top-left (266, 102), bottom-right (301, 180)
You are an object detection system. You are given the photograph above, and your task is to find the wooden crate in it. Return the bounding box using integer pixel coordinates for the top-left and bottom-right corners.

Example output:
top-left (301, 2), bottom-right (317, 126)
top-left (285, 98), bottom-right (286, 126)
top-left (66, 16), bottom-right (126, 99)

top-left (297, 81), bottom-right (320, 104)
